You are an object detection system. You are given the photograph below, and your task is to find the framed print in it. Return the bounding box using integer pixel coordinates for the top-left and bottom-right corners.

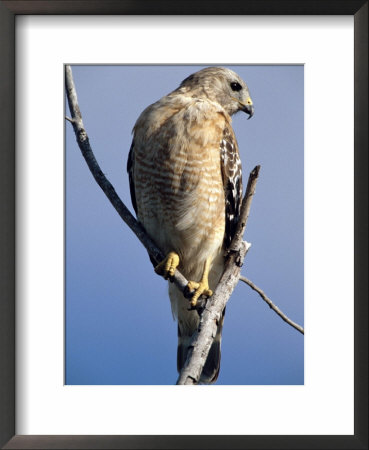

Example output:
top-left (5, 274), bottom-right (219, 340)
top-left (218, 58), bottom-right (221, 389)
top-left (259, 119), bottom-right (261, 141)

top-left (1, 1), bottom-right (367, 449)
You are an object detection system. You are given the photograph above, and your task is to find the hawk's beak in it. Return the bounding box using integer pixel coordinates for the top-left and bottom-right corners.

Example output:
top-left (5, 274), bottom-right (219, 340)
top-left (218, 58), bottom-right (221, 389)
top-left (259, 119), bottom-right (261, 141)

top-left (240, 98), bottom-right (254, 119)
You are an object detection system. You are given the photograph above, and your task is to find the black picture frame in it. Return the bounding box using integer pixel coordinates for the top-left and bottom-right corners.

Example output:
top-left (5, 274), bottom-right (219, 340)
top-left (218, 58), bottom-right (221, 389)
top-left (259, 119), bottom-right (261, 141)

top-left (0, 1), bottom-right (367, 449)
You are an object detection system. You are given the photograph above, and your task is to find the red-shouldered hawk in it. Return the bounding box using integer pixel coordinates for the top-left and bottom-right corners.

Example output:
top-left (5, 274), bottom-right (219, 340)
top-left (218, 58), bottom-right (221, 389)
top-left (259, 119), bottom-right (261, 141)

top-left (127, 67), bottom-right (254, 383)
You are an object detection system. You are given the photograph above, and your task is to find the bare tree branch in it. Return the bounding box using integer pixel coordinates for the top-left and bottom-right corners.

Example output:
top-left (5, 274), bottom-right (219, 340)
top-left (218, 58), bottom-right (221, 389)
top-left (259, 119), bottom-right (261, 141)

top-left (65, 64), bottom-right (189, 294)
top-left (176, 167), bottom-right (260, 385)
top-left (239, 275), bottom-right (304, 335)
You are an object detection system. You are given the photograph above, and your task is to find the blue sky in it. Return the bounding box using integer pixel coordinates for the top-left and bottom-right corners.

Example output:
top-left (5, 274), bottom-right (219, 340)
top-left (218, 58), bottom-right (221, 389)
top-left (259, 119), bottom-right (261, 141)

top-left (65, 65), bottom-right (304, 385)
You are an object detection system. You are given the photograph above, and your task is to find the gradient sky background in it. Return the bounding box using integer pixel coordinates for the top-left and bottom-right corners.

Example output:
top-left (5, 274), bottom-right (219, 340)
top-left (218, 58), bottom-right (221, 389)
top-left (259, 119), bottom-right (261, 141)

top-left (65, 65), bottom-right (304, 385)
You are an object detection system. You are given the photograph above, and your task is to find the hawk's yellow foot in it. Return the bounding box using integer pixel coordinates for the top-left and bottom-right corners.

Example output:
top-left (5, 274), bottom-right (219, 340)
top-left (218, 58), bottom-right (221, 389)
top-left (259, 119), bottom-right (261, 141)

top-left (155, 251), bottom-right (180, 280)
top-left (187, 257), bottom-right (213, 307)
top-left (187, 281), bottom-right (213, 307)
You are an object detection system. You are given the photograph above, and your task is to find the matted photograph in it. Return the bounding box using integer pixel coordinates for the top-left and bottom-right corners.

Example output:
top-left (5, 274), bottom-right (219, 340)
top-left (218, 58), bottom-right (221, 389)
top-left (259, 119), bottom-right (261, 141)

top-left (65, 65), bottom-right (304, 385)
top-left (2, 5), bottom-right (364, 446)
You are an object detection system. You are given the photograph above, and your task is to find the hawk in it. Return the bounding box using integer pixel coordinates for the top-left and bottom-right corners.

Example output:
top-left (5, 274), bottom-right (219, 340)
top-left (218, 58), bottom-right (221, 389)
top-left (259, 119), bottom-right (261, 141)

top-left (127, 67), bottom-right (254, 383)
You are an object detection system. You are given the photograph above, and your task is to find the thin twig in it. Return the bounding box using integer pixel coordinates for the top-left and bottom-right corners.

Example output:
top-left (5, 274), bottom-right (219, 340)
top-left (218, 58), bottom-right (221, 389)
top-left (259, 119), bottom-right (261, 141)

top-left (239, 275), bottom-right (304, 335)
top-left (176, 167), bottom-right (261, 385)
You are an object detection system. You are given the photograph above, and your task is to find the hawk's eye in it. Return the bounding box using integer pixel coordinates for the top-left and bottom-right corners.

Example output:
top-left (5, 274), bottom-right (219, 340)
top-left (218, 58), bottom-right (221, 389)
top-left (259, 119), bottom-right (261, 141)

top-left (230, 82), bottom-right (242, 92)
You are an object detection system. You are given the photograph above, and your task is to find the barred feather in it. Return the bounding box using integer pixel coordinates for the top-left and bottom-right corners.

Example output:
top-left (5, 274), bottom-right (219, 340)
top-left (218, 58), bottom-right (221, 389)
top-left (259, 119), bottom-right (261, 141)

top-left (220, 127), bottom-right (243, 248)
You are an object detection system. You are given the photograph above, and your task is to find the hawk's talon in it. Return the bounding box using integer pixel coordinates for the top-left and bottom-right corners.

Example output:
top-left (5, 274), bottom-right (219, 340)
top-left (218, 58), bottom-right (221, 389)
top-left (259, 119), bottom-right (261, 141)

top-left (187, 296), bottom-right (207, 313)
top-left (155, 252), bottom-right (180, 280)
top-left (187, 280), bottom-right (213, 308)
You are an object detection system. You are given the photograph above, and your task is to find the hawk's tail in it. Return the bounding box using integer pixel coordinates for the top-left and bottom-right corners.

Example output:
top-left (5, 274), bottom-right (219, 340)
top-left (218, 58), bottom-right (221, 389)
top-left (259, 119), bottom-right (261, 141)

top-left (177, 307), bottom-right (226, 384)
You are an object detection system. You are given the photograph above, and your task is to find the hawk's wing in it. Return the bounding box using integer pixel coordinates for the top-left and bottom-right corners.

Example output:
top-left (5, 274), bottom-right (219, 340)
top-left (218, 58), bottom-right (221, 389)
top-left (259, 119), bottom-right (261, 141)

top-left (220, 126), bottom-right (243, 249)
top-left (126, 139), bottom-right (137, 215)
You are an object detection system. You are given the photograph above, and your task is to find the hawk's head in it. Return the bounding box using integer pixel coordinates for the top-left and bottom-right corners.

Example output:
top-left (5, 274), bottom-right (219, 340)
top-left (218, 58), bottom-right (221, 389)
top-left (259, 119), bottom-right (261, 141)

top-left (179, 67), bottom-right (254, 118)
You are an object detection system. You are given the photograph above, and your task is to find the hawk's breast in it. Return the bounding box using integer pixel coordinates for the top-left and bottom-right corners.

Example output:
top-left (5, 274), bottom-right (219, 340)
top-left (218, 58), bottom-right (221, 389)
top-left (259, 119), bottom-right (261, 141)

top-left (132, 97), bottom-right (232, 279)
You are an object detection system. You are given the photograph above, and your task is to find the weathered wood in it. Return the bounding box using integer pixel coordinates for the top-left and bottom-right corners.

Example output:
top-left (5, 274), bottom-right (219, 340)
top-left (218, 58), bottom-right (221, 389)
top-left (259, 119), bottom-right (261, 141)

top-left (176, 241), bottom-right (249, 384)
top-left (239, 276), bottom-right (304, 335)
